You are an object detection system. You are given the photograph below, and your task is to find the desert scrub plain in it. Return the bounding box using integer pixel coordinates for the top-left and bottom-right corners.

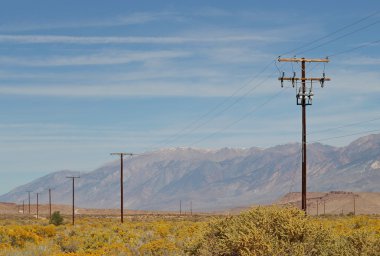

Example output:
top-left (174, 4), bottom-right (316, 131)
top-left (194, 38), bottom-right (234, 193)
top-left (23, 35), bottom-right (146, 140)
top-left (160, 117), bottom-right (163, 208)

top-left (0, 207), bottom-right (380, 256)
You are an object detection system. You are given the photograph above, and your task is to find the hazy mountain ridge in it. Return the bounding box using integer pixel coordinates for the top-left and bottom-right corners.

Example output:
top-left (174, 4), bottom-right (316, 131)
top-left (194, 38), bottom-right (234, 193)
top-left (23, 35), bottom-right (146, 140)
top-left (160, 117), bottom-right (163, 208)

top-left (1, 135), bottom-right (380, 211)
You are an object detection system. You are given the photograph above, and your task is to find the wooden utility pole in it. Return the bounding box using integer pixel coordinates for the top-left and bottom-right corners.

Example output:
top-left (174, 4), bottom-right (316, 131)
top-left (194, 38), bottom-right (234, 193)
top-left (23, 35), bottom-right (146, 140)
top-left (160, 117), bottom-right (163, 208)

top-left (36, 193), bottom-right (39, 219)
top-left (22, 200), bottom-right (25, 214)
top-left (316, 200), bottom-right (319, 216)
top-left (110, 153), bottom-right (134, 223)
top-left (27, 191), bottom-right (32, 214)
top-left (278, 57), bottom-right (330, 213)
top-left (48, 188), bottom-right (52, 219)
top-left (66, 176), bottom-right (80, 225)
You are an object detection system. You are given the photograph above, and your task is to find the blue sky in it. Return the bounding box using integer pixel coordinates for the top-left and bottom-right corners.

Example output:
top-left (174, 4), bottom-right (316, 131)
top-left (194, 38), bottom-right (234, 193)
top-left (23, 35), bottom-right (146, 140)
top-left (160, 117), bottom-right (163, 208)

top-left (1, 0), bottom-right (380, 194)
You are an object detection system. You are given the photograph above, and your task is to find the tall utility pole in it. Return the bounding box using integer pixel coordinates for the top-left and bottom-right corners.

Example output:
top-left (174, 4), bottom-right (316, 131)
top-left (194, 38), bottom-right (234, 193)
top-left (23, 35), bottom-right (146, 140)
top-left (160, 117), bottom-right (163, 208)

top-left (36, 192), bottom-right (39, 219)
top-left (22, 200), bottom-right (25, 214)
top-left (278, 57), bottom-right (330, 213)
top-left (110, 152), bottom-right (134, 223)
top-left (66, 176), bottom-right (80, 225)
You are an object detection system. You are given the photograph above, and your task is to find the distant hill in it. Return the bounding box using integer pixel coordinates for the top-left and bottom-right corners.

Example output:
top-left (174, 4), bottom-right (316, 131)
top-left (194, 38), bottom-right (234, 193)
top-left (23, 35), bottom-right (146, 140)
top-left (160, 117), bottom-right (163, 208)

top-left (1, 134), bottom-right (380, 212)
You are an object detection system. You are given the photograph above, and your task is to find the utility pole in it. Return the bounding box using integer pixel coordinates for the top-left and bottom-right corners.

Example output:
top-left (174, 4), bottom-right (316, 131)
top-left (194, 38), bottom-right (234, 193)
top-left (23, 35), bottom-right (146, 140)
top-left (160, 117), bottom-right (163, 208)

top-left (110, 153), bottom-right (134, 223)
top-left (66, 176), bottom-right (80, 225)
top-left (48, 188), bottom-right (52, 219)
top-left (36, 192), bottom-right (39, 219)
top-left (27, 191), bottom-right (32, 214)
top-left (180, 200), bottom-right (182, 216)
top-left (316, 199), bottom-right (319, 216)
top-left (22, 200), bottom-right (25, 214)
top-left (278, 57), bottom-right (330, 213)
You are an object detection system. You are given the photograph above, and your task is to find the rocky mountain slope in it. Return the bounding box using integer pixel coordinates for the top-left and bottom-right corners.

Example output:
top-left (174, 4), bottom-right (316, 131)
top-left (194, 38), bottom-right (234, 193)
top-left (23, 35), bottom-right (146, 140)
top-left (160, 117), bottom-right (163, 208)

top-left (1, 134), bottom-right (380, 211)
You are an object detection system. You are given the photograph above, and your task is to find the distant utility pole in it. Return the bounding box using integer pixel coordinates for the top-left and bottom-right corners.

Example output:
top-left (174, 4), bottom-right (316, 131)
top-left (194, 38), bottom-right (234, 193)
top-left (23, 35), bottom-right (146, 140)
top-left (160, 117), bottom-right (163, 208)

top-left (48, 188), bottom-right (52, 219)
top-left (278, 57), bottom-right (330, 213)
top-left (27, 191), bottom-right (32, 214)
top-left (190, 201), bottom-right (193, 216)
top-left (316, 200), bottom-right (319, 216)
top-left (22, 200), bottom-right (25, 214)
top-left (36, 192), bottom-right (39, 219)
top-left (180, 200), bottom-right (182, 216)
top-left (66, 176), bottom-right (80, 225)
top-left (110, 152), bottom-right (134, 223)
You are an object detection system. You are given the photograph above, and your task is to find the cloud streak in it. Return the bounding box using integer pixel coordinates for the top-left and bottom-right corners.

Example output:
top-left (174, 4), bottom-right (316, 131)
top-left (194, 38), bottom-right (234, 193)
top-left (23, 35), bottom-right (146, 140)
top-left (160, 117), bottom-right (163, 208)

top-left (0, 34), bottom-right (279, 45)
top-left (0, 50), bottom-right (190, 67)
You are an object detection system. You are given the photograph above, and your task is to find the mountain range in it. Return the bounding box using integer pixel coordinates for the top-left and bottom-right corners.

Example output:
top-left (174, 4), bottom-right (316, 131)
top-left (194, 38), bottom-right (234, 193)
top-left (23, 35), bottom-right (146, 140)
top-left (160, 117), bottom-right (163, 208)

top-left (1, 134), bottom-right (380, 211)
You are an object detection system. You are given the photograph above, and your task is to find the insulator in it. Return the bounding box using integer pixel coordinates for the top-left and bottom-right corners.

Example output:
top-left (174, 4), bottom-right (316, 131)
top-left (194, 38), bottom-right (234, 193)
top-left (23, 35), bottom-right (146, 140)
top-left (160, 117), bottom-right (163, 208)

top-left (291, 72), bottom-right (296, 87)
top-left (280, 72), bottom-right (284, 88)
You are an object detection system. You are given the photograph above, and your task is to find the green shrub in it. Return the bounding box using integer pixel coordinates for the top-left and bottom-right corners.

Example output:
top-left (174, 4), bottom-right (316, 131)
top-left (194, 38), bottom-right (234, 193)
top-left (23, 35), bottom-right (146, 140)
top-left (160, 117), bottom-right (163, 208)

top-left (49, 211), bottom-right (63, 226)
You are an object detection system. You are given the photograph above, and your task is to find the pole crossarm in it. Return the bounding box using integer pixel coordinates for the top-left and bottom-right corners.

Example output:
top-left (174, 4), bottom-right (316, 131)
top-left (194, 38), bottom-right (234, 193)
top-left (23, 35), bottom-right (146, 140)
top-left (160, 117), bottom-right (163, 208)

top-left (278, 77), bottom-right (331, 81)
top-left (110, 153), bottom-right (134, 156)
top-left (278, 57), bottom-right (329, 63)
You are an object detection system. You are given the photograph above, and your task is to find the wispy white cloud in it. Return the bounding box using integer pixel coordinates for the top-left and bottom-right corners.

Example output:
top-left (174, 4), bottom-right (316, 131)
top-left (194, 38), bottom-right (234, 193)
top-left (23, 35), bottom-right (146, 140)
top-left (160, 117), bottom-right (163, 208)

top-left (0, 34), bottom-right (279, 45)
top-left (339, 56), bottom-right (380, 65)
top-left (0, 82), bottom-right (238, 97)
top-left (0, 50), bottom-right (190, 67)
top-left (0, 11), bottom-right (180, 32)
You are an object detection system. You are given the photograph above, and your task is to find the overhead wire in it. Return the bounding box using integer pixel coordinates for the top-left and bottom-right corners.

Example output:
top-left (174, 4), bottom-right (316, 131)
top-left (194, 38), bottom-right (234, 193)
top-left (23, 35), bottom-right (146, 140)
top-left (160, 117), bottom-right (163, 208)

top-left (189, 86), bottom-right (288, 147)
top-left (296, 19), bottom-right (380, 56)
top-left (144, 9), bottom-right (380, 153)
top-left (308, 116), bottom-right (380, 135)
top-left (167, 69), bottom-right (279, 147)
top-left (144, 60), bottom-right (277, 151)
top-left (279, 10), bottom-right (380, 57)
top-left (328, 38), bottom-right (380, 58)
top-left (309, 128), bottom-right (380, 144)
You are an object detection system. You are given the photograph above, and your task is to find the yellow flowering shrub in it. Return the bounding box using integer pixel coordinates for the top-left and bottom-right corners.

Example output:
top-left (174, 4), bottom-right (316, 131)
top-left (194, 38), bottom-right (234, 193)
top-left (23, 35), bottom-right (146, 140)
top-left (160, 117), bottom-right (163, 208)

top-left (0, 210), bottom-right (379, 256)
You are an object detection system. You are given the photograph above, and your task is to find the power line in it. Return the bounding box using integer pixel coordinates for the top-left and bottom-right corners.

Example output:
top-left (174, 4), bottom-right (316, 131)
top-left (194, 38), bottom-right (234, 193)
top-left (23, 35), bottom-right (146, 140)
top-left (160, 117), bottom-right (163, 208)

top-left (146, 60), bottom-right (277, 151)
top-left (280, 10), bottom-right (380, 57)
top-left (144, 10), bottom-right (379, 153)
top-left (189, 88), bottom-right (287, 147)
top-left (162, 13), bottom-right (378, 149)
top-left (309, 128), bottom-right (380, 144)
top-left (328, 38), bottom-right (380, 58)
top-left (296, 19), bottom-right (380, 56)
top-left (173, 70), bottom-right (278, 147)
top-left (308, 115), bottom-right (380, 135)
